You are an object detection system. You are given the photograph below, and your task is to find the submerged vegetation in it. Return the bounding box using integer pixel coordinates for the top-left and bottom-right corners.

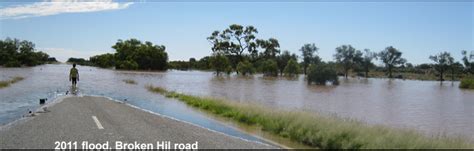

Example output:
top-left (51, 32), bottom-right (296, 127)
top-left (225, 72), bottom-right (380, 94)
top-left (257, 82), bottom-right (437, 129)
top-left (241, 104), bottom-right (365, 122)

top-left (0, 76), bottom-right (24, 89)
top-left (183, 24), bottom-right (474, 86)
top-left (209, 53), bottom-right (232, 76)
top-left (283, 59), bottom-right (300, 77)
top-left (459, 77), bottom-right (474, 89)
top-left (146, 85), bottom-right (471, 149)
top-left (260, 59), bottom-right (279, 77)
top-left (123, 79), bottom-right (137, 85)
top-left (21, 24), bottom-right (467, 86)
top-left (236, 60), bottom-right (255, 76)
top-left (307, 63), bottom-right (339, 85)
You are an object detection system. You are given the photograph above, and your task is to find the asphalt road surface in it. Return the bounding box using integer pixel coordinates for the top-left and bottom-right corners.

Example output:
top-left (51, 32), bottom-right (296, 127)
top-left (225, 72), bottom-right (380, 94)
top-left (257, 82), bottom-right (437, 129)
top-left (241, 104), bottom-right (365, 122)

top-left (0, 96), bottom-right (275, 149)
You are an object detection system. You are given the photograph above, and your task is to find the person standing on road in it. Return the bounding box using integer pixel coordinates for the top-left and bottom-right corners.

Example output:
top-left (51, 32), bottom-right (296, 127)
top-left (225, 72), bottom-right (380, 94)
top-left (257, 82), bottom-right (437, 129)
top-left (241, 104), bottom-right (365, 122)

top-left (69, 63), bottom-right (79, 87)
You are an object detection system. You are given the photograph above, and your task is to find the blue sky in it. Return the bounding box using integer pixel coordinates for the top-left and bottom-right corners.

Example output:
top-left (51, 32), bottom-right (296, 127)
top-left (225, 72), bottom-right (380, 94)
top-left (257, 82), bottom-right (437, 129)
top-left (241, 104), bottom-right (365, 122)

top-left (1, 1), bottom-right (473, 64)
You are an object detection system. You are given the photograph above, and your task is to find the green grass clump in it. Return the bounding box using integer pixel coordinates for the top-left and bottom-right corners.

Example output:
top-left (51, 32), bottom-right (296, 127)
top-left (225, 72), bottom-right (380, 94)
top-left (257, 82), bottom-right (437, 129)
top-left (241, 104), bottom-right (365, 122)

top-left (146, 85), bottom-right (472, 149)
top-left (459, 77), bottom-right (474, 89)
top-left (0, 76), bottom-right (24, 89)
top-left (11, 76), bottom-right (24, 83)
top-left (146, 85), bottom-right (167, 94)
top-left (0, 81), bottom-right (9, 88)
top-left (123, 79), bottom-right (137, 85)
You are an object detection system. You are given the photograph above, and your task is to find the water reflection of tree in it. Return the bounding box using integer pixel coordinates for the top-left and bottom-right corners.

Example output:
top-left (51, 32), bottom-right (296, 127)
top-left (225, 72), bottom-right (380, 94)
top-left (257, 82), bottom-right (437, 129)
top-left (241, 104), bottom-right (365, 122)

top-left (306, 84), bottom-right (337, 93)
top-left (359, 78), bottom-right (369, 84)
top-left (386, 79), bottom-right (396, 90)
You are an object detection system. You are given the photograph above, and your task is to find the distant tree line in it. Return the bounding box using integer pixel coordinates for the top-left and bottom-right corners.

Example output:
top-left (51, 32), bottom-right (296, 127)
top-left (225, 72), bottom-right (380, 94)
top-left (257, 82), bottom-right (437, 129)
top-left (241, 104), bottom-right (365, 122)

top-left (168, 57), bottom-right (211, 71)
top-left (69, 39), bottom-right (169, 71)
top-left (63, 25), bottom-right (473, 87)
top-left (67, 58), bottom-right (93, 66)
top-left (5, 30), bottom-right (472, 88)
top-left (0, 38), bottom-right (57, 67)
top-left (165, 24), bottom-right (474, 86)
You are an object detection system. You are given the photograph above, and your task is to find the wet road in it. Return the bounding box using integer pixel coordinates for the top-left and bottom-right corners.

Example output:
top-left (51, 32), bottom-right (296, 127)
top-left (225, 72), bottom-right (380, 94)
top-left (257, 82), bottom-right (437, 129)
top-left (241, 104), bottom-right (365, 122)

top-left (0, 96), bottom-right (275, 149)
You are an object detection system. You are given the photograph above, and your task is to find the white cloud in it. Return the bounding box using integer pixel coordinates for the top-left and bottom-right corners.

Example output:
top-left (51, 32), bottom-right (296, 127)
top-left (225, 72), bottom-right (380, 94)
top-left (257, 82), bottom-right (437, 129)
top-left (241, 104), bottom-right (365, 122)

top-left (39, 47), bottom-right (113, 62)
top-left (0, 0), bottom-right (133, 20)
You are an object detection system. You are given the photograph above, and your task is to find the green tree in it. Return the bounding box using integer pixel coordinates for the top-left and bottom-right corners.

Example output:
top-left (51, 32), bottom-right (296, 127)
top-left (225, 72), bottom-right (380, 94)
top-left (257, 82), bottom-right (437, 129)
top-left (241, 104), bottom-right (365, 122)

top-left (257, 38), bottom-right (280, 59)
top-left (0, 38), bottom-right (19, 65)
top-left (283, 59), bottom-right (300, 77)
top-left (462, 50), bottom-right (474, 74)
top-left (118, 60), bottom-right (139, 70)
top-left (112, 39), bottom-right (168, 70)
top-left (210, 53), bottom-right (231, 76)
top-left (307, 63), bottom-right (339, 85)
top-left (260, 59), bottom-right (279, 77)
top-left (277, 50), bottom-right (298, 76)
top-left (189, 58), bottom-right (197, 69)
top-left (17, 40), bottom-right (36, 66)
top-left (450, 62), bottom-right (464, 81)
top-left (169, 60), bottom-right (190, 70)
top-left (196, 56), bottom-right (211, 70)
top-left (90, 53), bottom-right (115, 68)
top-left (334, 45), bottom-right (363, 78)
top-left (378, 46), bottom-right (407, 78)
top-left (67, 58), bottom-right (91, 66)
top-left (236, 60), bottom-right (255, 76)
top-left (429, 51), bottom-right (454, 82)
top-left (299, 43), bottom-right (321, 75)
top-left (207, 24), bottom-right (258, 62)
top-left (0, 38), bottom-right (51, 67)
top-left (361, 49), bottom-right (378, 78)
top-left (31, 51), bottom-right (49, 66)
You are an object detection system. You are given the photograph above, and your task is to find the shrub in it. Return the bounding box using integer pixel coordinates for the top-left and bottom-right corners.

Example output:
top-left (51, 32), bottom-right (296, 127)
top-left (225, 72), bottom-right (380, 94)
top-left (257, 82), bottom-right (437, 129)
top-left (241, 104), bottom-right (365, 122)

top-left (10, 76), bottom-right (24, 83)
top-left (236, 60), bottom-right (255, 76)
top-left (4, 60), bottom-right (21, 67)
top-left (459, 77), bottom-right (474, 89)
top-left (0, 81), bottom-right (9, 88)
top-left (283, 59), bottom-right (300, 76)
top-left (307, 63), bottom-right (339, 85)
top-left (112, 39), bottom-right (168, 70)
top-left (89, 53), bottom-right (115, 68)
top-left (117, 60), bottom-right (139, 70)
top-left (260, 59), bottom-right (278, 77)
top-left (0, 38), bottom-right (52, 67)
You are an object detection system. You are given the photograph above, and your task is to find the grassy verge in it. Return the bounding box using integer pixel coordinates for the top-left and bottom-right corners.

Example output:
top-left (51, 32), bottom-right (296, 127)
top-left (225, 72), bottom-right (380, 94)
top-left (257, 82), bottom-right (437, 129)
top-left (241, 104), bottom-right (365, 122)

top-left (123, 79), bottom-right (137, 85)
top-left (459, 77), bottom-right (474, 89)
top-left (0, 76), bottom-right (24, 89)
top-left (146, 85), bottom-right (471, 149)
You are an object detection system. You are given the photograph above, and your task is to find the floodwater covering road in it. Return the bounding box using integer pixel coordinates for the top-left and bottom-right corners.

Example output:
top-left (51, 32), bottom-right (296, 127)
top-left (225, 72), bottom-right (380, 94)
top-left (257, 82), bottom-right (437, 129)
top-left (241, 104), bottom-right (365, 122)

top-left (0, 96), bottom-right (274, 149)
top-left (1, 64), bottom-right (473, 142)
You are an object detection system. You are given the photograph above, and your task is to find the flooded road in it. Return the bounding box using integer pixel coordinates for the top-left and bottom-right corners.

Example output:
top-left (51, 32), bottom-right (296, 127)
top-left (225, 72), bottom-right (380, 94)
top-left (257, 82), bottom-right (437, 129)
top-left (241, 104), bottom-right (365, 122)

top-left (0, 64), bottom-right (265, 143)
top-left (1, 64), bottom-right (473, 141)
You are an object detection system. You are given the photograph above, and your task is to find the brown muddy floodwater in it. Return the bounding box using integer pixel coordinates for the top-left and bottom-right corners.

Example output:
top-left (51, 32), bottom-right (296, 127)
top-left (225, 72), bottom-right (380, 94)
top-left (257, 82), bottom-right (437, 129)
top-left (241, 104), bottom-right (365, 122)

top-left (143, 67), bottom-right (474, 141)
top-left (1, 64), bottom-right (473, 142)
